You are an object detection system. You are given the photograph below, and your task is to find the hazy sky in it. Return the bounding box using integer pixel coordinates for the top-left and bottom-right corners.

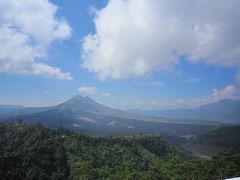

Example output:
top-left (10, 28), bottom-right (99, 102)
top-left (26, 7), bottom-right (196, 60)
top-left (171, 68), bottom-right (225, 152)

top-left (0, 0), bottom-right (240, 109)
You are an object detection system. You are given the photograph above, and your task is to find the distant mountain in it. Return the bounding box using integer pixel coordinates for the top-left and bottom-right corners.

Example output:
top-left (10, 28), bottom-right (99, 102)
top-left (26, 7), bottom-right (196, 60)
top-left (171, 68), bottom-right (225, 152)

top-left (0, 95), bottom-right (216, 136)
top-left (126, 99), bottom-right (240, 123)
top-left (0, 105), bottom-right (23, 115)
top-left (0, 95), bottom-right (149, 121)
top-left (55, 95), bottom-right (134, 118)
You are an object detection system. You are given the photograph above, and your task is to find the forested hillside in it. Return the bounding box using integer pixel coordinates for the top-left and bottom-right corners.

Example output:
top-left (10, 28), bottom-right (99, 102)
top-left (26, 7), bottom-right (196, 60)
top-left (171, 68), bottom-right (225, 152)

top-left (192, 125), bottom-right (240, 152)
top-left (1, 123), bottom-right (240, 179)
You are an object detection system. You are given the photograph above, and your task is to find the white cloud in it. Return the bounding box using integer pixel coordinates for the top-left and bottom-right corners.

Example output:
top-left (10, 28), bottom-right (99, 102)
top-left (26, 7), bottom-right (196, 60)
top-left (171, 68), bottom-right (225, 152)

top-left (138, 85), bottom-right (239, 109)
top-left (78, 86), bottom-right (97, 94)
top-left (103, 92), bottom-right (111, 96)
top-left (185, 85), bottom-right (239, 107)
top-left (0, 0), bottom-right (72, 80)
top-left (82, 0), bottom-right (240, 80)
top-left (78, 87), bottom-right (111, 96)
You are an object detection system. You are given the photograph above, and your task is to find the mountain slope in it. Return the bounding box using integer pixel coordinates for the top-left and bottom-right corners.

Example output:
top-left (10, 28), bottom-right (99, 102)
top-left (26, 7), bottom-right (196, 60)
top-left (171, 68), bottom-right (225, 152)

top-left (1, 96), bottom-right (159, 122)
top-left (127, 99), bottom-right (240, 123)
top-left (192, 125), bottom-right (240, 152)
top-left (181, 125), bottom-right (240, 157)
top-left (0, 96), bottom-right (217, 136)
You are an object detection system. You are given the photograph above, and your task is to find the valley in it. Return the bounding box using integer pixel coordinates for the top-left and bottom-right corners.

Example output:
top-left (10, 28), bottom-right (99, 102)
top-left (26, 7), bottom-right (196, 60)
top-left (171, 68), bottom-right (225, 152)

top-left (0, 96), bottom-right (240, 179)
top-left (0, 95), bottom-right (220, 136)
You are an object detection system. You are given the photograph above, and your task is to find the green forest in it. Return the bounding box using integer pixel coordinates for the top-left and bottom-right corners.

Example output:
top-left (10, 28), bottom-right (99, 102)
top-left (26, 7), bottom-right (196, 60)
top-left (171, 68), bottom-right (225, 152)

top-left (1, 123), bottom-right (240, 180)
top-left (193, 125), bottom-right (240, 151)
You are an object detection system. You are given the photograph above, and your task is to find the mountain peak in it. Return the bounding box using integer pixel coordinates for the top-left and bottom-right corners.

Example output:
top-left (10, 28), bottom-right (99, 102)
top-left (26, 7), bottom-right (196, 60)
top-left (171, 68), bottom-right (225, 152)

top-left (64, 95), bottom-right (96, 105)
top-left (70, 95), bottom-right (84, 100)
top-left (69, 95), bottom-right (83, 100)
top-left (54, 95), bottom-right (130, 118)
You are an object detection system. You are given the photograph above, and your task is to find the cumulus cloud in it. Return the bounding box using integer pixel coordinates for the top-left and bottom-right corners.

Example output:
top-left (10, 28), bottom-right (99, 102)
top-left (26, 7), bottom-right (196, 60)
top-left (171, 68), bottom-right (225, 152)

top-left (0, 0), bottom-right (72, 80)
top-left (139, 85), bottom-right (239, 109)
top-left (82, 0), bottom-right (240, 80)
top-left (78, 87), bottom-right (111, 96)
top-left (78, 86), bottom-right (97, 94)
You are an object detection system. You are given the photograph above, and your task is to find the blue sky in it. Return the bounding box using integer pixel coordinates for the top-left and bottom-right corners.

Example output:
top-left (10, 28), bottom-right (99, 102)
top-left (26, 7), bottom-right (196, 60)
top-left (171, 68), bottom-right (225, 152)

top-left (0, 0), bottom-right (239, 109)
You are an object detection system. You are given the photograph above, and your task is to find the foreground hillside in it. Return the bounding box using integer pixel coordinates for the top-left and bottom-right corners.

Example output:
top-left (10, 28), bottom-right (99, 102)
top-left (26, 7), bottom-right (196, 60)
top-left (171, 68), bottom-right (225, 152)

top-left (1, 123), bottom-right (240, 179)
top-left (195, 125), bottom-right (240, 151)
top-left (183, 125), bottom-right (240, 156)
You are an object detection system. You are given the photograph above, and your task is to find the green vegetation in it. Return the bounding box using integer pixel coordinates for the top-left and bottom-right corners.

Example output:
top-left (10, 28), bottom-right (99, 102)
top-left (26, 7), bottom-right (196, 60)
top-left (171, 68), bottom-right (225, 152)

top-left (0, 123), bottom-right (69, 180)
top-left (1, 123), bottom-right (240, 179)
top-left (192, 125), bottom-right (240, 152)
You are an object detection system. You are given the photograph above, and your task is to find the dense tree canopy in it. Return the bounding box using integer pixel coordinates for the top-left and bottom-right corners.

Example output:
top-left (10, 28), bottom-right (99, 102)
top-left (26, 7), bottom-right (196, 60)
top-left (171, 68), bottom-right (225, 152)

top-left (193, 125), bottom-right (240, 152)
top-left (0, 123), bottom-right (240, 179)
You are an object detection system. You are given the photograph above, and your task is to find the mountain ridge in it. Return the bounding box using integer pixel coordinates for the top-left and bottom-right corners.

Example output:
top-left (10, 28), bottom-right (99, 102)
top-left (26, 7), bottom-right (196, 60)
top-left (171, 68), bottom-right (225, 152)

top-left (126, 98), bottom-right (240, 123)
top-left (0, 95), bottom-right (217, 135)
